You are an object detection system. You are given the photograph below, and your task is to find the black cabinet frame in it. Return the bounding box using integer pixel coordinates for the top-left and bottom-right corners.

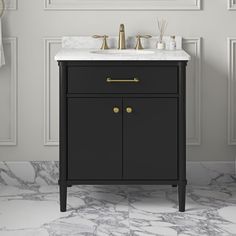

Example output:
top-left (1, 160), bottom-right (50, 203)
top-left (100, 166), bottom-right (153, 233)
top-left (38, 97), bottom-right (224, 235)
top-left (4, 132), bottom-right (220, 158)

top-left (58, 60), bottom-right (187, 212)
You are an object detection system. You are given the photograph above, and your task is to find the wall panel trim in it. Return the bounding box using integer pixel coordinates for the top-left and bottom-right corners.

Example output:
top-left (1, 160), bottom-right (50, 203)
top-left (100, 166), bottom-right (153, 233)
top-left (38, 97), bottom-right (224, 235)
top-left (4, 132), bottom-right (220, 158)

top-left (0, 37), bottom-right (17, 146)
top-left (44, 38), bottom-right (61, 146)
top-left (183, 38), bottom-right (202, 146)
top-left (228, 38), bottom-right (236, 145)
top-left (44, 0), bottom-right (201, 10)
top-left (5, 0), bottom-right (17, 10)
top-left (44, 37), bottom-right (201, 147)
top-left (228, 0), bottom-right (236, 10)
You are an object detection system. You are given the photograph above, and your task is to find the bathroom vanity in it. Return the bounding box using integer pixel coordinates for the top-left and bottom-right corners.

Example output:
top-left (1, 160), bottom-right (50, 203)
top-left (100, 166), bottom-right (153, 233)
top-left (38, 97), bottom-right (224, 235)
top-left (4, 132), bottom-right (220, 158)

top-left (55, 37), bottom-right (190, 212)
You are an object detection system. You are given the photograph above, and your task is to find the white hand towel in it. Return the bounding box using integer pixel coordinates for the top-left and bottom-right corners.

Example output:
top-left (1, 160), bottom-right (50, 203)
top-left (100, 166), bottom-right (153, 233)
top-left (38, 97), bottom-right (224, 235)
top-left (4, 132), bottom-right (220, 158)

top-left (0, 19), bottom-right (5, 67)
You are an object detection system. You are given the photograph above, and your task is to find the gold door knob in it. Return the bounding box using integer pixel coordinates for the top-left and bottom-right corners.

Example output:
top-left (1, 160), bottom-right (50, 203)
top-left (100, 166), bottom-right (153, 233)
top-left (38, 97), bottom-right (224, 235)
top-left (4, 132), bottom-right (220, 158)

top-left (126, 107), bottom-right (133, 113)
top-left (113, 107), bottom-right (120, 113)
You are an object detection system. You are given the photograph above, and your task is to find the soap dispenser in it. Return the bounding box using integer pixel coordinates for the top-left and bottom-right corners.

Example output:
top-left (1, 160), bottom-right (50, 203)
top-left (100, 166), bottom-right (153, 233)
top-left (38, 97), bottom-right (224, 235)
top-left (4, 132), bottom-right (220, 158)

top-left (169, 36), bottom-right (176, 50)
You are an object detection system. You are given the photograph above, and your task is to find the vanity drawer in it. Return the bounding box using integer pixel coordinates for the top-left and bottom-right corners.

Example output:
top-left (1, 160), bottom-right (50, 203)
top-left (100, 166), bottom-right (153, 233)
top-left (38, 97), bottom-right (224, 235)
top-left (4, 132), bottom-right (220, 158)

top-left (67, 66), bottom-right (178, 94)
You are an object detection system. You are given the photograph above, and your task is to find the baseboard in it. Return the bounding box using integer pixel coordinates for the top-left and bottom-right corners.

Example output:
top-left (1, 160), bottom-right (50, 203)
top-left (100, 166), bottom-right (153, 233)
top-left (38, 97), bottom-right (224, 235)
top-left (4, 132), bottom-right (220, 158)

top-left (0, 161), bottom-right (235, 186)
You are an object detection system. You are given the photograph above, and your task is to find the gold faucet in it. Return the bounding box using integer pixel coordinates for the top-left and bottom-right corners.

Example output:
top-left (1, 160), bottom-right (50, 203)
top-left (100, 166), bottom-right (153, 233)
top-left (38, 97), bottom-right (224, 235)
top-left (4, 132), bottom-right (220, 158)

top-left (118, 24), bottom-right (126, 50)
top-left (135, 35), bottom-right (152, 50)
top-left (92, 35), bottom-right (109, 50)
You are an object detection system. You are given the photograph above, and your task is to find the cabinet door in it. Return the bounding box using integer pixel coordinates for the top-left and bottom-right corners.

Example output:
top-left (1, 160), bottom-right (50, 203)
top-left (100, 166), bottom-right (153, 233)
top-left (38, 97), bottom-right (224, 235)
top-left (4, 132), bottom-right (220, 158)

top-left (68, 98), bottom-right (122, 180)
top-left (123, 98), bottom-right (178, 180)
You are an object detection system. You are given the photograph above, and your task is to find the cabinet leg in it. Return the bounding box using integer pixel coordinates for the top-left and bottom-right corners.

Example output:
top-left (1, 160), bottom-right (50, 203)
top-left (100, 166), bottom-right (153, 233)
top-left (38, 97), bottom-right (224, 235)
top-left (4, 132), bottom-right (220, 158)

top-left (178, 184), bottom-right (186, 212)
top-left (60, 183), bottom-right (67, 212)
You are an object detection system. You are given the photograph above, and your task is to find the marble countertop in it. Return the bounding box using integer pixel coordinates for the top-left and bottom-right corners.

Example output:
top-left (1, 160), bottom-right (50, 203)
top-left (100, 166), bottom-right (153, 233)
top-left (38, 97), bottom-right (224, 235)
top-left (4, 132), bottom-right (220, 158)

top-left (55, 36), bottom-right (190, 61)
top-left (55, 48), bottom-right (190, 61)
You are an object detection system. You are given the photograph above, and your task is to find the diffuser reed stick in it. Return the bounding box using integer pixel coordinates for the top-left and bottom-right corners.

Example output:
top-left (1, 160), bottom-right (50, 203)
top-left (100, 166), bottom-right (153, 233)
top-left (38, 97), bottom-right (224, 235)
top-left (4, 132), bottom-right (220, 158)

top-left (157, 18), bottom-right (168, 43)
top-left (156, 18), bottom-right (168, 50)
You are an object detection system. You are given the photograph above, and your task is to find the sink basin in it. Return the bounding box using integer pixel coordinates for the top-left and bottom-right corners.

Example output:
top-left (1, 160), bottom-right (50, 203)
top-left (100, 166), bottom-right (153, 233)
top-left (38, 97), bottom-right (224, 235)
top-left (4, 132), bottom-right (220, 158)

top-left (91, 49), bottom-right (155, 55)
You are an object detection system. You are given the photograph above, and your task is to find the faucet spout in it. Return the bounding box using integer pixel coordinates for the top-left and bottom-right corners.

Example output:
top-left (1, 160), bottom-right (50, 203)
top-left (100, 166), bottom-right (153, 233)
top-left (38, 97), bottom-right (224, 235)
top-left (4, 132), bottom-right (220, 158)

top-left (118, 24), bottom-right (126, 50)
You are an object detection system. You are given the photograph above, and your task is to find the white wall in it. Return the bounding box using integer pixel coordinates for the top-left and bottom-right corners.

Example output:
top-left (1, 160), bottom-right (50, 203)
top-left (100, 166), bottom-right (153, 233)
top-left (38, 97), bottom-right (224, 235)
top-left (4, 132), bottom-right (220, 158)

top-left (0, 0), bottom-right (236, 161)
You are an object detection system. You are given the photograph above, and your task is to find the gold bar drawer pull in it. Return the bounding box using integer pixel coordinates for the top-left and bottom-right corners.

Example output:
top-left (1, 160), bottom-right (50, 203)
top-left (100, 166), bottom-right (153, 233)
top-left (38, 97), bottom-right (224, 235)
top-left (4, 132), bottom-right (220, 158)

top-left (106, 77), bottom-right (139, 83)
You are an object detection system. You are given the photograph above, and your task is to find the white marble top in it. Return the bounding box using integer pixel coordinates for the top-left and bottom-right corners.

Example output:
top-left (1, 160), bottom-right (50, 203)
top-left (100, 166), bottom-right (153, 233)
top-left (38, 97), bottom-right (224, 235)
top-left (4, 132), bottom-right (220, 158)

top-left (55, 36), bottom-right (190, 61)
top-left (55, 48), bottom-right (190, 61)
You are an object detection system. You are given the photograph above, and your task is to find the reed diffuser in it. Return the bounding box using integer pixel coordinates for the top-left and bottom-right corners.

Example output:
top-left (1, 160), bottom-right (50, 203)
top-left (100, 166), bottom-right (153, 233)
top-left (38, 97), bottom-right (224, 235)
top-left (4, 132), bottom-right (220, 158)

top-left (157, 18), bottom-right (168, 50)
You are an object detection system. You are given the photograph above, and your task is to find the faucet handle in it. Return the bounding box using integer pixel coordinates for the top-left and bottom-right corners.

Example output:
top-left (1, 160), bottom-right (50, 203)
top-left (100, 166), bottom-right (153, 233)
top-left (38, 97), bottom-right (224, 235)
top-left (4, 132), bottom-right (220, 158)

top-left (92, 35), bottom-right (109, 50)
top-left (135, 35), bottom-right (152, 50)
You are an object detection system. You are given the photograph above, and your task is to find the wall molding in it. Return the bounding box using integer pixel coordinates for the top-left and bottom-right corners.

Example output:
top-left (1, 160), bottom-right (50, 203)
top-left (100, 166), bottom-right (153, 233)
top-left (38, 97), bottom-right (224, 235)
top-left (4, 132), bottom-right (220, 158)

top-left (0, 38), bottom-right (17, 146)
top-left (228, 38), bottom-right (236, 145)
top-left (44, 37), bottom-right (202, 146)
top-left (183, 38), bottom-right (202, 145)
top-left (44, 0), bottom-right (201, 10)
top-left (228, 0), bottom-right (236, 10)
top-left (44, 38), bottom-right (61, 146)
top-left (5, 0), bottom-right (17, 10)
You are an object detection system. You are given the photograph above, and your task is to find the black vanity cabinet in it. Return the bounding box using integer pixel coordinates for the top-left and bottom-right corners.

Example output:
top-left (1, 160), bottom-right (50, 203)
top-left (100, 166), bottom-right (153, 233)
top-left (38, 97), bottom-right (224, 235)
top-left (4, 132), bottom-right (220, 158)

top-left (58, 61), bottom-right (187, 212)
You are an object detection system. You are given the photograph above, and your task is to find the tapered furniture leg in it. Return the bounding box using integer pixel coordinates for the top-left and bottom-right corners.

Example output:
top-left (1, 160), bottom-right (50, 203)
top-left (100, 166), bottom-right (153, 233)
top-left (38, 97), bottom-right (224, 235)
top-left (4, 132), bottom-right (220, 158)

top-left (178, 184), bottom-right (186, 212)
top-left (60, 183), bottom-right (67, 212)
top-left (59, 62), bottom-right (68, 212)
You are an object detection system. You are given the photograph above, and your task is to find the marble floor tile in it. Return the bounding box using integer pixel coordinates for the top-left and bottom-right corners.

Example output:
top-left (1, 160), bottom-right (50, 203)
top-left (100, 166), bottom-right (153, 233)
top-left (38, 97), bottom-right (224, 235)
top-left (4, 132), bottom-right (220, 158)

top-left (0, 184), bottom-right (236, 236)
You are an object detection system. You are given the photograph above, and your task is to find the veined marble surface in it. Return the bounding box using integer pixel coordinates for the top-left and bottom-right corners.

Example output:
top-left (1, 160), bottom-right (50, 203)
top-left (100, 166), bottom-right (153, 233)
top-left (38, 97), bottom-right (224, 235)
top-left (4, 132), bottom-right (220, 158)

top-left (0, 161), bottom-right (236, 186)
top-left (55, 36), bottom-right (190, 61)
top-left (0, 161), bottom-right (59, 186)
top-left (0, 184), bottom-right (236, 235)
top-left (0, 161), bottom-right (235, 235)
top-left (55, 48), bottom-right (190, 61)
top-left (0, 161), bottom-right (235, 187)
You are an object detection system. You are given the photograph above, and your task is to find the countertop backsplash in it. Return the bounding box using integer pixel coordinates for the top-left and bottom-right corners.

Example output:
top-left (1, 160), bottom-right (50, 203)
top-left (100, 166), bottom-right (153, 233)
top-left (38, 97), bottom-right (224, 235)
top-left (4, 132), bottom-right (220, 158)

top-left (61, 36), bottom-right (182, 50)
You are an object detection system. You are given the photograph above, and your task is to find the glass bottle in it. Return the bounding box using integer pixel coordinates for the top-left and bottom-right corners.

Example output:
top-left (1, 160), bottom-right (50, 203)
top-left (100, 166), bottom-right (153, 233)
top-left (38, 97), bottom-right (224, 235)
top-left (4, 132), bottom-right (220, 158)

top-left (169, 36), bottom-right (176, 50)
